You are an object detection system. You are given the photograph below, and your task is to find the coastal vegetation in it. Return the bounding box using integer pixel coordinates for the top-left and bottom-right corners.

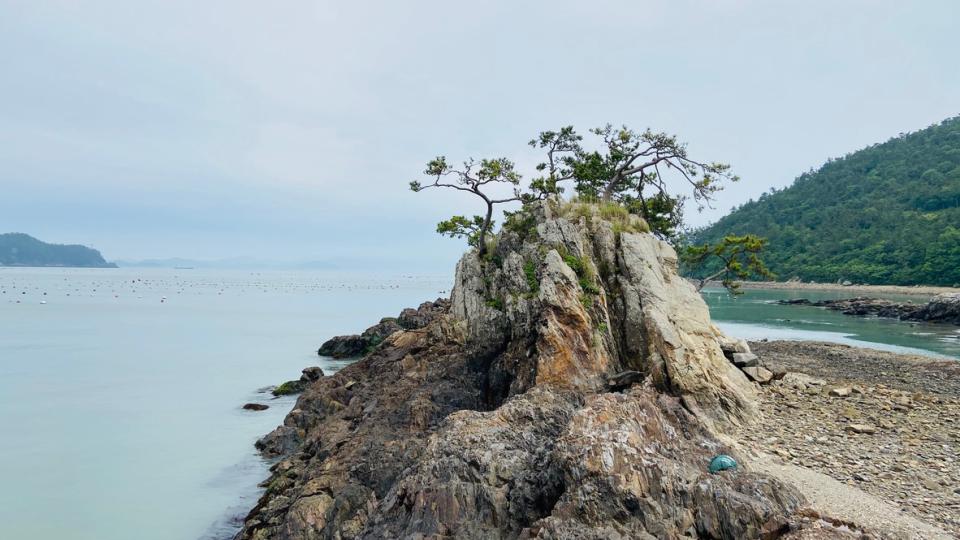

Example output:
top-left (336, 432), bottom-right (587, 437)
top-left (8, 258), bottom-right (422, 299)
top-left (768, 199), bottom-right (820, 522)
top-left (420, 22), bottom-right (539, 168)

top-left (689, 116), bottom-right (960, 286)
top-left (411, 124), bottom-right (740, 242)
top-left (411, 124), bottom-right (763, 294)
top-left (0, 232), bottom-right (115, 268)
top-left (683, 234), bottom-right (774, 294)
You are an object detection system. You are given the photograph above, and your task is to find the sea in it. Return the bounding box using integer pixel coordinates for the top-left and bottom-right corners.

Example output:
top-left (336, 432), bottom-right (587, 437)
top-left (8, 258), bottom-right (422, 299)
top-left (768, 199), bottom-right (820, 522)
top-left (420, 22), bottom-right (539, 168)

top-left (1, 267), bottom-right (956, 540)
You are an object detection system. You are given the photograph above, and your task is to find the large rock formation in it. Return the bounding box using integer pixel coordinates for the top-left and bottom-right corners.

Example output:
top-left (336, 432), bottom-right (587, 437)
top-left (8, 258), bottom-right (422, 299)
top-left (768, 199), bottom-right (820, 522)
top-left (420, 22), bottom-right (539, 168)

top-left (236, 199), bottom-right (812, 540)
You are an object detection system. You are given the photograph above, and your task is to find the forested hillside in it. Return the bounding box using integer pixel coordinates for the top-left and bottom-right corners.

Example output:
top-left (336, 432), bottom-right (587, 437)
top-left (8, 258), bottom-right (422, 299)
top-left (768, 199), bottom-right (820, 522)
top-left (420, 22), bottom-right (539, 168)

top-left (0, 233), bottom-right (116, 268)
top-left (690, 116), bottom-right (960, 286)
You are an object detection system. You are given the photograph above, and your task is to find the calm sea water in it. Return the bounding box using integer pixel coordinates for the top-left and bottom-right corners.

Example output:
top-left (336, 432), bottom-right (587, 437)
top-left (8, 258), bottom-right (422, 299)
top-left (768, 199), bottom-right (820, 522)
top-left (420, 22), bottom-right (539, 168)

top-left (1, 270), bottom-right (957, 540)
top-left (702, 287), bottom-right (960, 359)
top-left (0, 268), bottom-right (450, 540)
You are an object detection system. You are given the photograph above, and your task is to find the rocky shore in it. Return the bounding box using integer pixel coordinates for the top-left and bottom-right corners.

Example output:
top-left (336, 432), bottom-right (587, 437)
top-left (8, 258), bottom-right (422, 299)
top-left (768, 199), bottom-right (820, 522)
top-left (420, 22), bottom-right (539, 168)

top-left (234, 199), bottom-right (955, 539)
top-left (778, 294), bottom-right (960, 326)
top-left (713, 280), bottom-right (959, 298)
top-left (737, 341), bottom-right (960, 538)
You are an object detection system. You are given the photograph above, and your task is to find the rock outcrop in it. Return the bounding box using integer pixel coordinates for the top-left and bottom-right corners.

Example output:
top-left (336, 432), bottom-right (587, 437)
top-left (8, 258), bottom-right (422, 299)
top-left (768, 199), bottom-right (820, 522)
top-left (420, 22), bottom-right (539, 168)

top-left (317, 300), bottom-right (450, 358)
top-left (236, 199), bottom-right (812, 540)
top-left (779, 294), bottom-right (960, 326)
top-left (915, 293), bottom-right (960, 325)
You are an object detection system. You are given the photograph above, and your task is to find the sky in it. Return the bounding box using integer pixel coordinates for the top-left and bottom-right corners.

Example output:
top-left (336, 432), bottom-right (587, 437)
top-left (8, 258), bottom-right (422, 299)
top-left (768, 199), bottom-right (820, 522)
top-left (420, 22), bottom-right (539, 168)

top-left (1, 0), bottom-right (957, 270)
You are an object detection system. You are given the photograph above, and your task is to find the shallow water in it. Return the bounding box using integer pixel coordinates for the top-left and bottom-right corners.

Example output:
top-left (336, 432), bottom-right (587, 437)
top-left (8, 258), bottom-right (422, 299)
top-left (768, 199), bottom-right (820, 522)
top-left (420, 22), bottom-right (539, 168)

top-left (0, 267), bottom-right (449, 540)
top-left (702, 287), bottom-right (960, 360)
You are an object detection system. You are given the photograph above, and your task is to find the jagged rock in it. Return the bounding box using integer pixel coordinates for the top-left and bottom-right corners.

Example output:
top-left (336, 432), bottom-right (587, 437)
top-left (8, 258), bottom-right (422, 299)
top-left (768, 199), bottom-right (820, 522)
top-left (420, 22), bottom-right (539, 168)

top-left (743, 365), bottom-right (774, 384)
top-left (300, 366), bottom-right (325, 382)
top-left (397, 299), bottom-right (451, 329)
top-left (718, 336), bottom-right (751, 358)
top-left (236, 200), bottom-right (805, 540)
top-left (914, 292), bottom-right (960, 324)
top-left (318, 300), bottom-right (451, 358)
top-left (732, 352), bottom-right (760, 367)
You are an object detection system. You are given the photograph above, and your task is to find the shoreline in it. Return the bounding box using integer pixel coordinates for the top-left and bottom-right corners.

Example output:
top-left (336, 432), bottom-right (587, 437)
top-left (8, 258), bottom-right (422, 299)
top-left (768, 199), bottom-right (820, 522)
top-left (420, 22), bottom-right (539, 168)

top-left (702, 279), bottom-right (960, 298)
top-left (737, 340), bottom-right (960, 538)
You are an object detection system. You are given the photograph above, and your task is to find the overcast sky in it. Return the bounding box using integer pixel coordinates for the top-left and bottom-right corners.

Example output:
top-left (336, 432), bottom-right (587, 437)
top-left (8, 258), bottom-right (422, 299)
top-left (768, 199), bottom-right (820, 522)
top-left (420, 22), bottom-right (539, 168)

top-left (1, 0), bottom-right (957, 269)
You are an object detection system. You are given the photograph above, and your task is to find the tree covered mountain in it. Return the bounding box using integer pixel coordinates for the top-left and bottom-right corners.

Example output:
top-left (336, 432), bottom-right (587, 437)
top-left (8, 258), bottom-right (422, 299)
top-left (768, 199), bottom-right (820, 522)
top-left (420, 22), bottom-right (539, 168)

top-left (0, 233), bottom-right (116, 268)
top-left (690, 116), bottom-right (960, 286)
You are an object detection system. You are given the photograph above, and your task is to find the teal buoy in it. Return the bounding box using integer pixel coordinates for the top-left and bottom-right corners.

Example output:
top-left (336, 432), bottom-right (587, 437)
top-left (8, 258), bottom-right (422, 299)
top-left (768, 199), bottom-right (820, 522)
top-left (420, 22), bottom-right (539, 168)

top-left (709, 454), bottom-right (738, 473)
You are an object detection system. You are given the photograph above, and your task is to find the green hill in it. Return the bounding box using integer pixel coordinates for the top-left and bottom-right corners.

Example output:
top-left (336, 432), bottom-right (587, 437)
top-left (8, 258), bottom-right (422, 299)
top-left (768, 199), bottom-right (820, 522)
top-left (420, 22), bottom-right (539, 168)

top-left (0, 233), bottom-right (116, 268)
top-left (690, 116), bottom-right (960, 286)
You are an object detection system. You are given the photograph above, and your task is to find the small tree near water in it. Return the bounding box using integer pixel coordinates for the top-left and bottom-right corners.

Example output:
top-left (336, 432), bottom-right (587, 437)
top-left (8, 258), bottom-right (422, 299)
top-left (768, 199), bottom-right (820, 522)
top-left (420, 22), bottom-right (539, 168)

top-left (683, 234), bottom-right (774, 294)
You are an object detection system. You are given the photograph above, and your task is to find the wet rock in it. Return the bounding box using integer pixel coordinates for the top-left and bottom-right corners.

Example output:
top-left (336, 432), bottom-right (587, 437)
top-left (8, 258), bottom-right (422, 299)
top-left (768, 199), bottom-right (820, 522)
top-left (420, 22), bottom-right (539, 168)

top-left (271, 380), bottom-right (306, 396)
top-left (779, 294), bottom-right (960, 326)
top-left (317, 319), bottom-right (400, 359)
top-left (316, 334), bottom-right (369, 358)
top-left (243, 403), bottom-right (269, 411)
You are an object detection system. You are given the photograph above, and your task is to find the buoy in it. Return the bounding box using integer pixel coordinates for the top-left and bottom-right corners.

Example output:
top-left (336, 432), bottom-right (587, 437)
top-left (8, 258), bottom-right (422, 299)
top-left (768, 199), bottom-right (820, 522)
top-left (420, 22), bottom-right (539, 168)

top-left (709, 454), bottom-right (738, 474)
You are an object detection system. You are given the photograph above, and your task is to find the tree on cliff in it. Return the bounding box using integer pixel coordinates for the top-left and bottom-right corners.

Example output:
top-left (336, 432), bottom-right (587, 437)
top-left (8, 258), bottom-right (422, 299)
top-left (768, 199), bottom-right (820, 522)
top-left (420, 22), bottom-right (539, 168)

top-left (410, 156), bottom-right (525, 257)
top-left (412, 124), bottom-right (759, 271)
top-left (566, 125), bottom-right (738, 239)
top-left (682, 234), bottom-right (774, 294)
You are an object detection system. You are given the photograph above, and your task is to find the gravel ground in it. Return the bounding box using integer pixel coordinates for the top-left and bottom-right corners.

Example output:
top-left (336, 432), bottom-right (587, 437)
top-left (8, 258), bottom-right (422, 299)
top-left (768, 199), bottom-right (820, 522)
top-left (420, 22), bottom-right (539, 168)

top-left (737, 341), bottom-right (960, 537)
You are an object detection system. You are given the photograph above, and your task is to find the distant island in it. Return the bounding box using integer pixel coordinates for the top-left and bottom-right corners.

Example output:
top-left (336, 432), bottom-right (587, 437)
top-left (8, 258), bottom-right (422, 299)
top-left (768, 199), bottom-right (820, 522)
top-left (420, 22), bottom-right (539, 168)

top-left (691, 116), bottom-right (960, 286)
top-left (0, 233), bottom-right (116, 268)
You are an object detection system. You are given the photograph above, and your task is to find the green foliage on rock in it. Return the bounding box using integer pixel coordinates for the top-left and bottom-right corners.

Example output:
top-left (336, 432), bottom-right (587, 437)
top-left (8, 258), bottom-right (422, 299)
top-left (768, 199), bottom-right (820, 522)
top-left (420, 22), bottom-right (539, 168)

top-left (523, 260), bottom-right (539, 293)
top-left (272, 380), bottom-right (306, 396)
top-left (559, 250), bottom-right (602, 295)
top-left (689, 116), bottom-right (960, 286)
top-left (411, 123), bottom-right (740, 250)
top-left (436, 215), bottom-right (488, 248)
top-left (485, 297), bottom-right (504, 311)
top-left (682, 234), bottom-right (774, 294)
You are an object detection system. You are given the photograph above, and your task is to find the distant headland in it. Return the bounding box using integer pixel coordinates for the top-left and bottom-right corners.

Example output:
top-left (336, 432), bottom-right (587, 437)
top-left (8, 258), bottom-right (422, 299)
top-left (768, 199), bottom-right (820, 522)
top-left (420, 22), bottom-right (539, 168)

top-left (0, 233), bottom-right (116, 268)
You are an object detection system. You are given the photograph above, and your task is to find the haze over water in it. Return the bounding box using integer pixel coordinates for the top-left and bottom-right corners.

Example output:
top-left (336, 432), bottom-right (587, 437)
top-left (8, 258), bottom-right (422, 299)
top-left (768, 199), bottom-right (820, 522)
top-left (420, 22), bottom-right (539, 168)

top-left (1, 269), bottom-right (956, 540)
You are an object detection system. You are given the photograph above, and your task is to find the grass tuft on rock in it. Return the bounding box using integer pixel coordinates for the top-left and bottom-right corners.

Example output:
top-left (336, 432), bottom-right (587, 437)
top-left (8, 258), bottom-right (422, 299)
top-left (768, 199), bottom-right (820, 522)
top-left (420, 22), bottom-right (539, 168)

top-left (272, 380), bottom-right (306, 396)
